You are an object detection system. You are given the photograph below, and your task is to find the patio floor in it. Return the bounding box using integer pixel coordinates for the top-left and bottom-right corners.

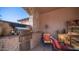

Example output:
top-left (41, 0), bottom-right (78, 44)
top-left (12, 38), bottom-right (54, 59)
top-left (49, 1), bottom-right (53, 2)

top-left (30, 43), bottom-right (53, 51)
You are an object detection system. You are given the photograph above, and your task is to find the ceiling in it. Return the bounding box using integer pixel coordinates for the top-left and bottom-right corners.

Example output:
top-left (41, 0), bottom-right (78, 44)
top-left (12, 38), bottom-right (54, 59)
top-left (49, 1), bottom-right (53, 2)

top-left (36, 7), bottom-right (62, 14)
top-left (23, 7), bottom-right (62, 15)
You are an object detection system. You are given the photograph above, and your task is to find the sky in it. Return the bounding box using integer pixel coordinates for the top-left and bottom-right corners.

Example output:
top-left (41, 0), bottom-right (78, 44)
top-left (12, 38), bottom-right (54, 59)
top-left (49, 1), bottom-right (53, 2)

top-left (0, 7), bottom-right (29, 23)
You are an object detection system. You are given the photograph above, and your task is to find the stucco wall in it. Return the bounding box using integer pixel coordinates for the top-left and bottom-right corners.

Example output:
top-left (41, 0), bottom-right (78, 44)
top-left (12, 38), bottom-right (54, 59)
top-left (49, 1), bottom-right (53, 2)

top-left (0, 36), bottom-right (19, 51)
top-left (30, 9), bottom-right (41, 49)
top-left (39, 8), bottom-right (79, 34)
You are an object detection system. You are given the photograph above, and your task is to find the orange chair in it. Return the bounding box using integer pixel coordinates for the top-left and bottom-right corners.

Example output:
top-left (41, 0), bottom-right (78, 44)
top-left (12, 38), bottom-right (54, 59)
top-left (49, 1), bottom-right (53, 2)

top-left (43, 33), bottom-right (51, 44)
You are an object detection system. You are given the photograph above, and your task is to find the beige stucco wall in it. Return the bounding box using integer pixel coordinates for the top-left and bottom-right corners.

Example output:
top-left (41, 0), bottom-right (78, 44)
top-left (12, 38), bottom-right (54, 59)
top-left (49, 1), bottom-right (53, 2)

top-left (30, 8), bottom-right (41, 49)
top-left (39, 8), bottom-right (79, 34)
top-left (0, 36), bottom-right (19, 51)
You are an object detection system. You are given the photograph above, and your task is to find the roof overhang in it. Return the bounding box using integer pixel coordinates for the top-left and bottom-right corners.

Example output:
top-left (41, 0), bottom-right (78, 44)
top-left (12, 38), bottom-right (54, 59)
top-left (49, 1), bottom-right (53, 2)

top-left (35, 7), bottom-right (62, 14)
top-left (23, 7), bottom-right (34, 15)
top-left (23, 7), bottom-right (63, 15)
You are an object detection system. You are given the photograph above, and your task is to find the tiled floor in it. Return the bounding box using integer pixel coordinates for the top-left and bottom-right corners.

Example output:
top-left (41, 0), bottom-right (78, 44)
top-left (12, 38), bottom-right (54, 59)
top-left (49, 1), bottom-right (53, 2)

top-left (31, 44), bottom-right (52, 51)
